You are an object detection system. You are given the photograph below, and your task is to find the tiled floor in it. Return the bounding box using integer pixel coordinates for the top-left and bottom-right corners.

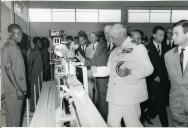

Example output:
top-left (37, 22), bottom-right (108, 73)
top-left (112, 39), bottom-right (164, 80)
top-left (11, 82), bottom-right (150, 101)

top-left (1, 97), bottom-right (172, 127)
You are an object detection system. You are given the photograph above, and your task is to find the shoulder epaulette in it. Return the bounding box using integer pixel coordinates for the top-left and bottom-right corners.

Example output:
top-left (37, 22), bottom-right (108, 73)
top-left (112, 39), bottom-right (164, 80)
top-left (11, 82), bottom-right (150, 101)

top-left (131, 40), bottom-right (140, 45)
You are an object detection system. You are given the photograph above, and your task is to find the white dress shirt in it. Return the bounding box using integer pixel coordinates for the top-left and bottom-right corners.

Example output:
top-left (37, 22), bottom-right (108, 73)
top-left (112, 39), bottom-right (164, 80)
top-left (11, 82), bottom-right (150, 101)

top-left (178, 46), bottom-right (188, 72)
top-left (166, 39), bottom-right (174, 47)
top-left (81, 45), bottom-right (86, 52)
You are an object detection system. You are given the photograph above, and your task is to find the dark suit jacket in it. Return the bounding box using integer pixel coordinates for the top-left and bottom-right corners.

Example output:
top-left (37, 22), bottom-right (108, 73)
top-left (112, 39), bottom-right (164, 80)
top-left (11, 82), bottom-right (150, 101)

top-left (146, 41), bottom-right (168, 83)
top-left (163, 39), bottom-right (176, 53)
top-left (75, 45), bottom-right (86, 58)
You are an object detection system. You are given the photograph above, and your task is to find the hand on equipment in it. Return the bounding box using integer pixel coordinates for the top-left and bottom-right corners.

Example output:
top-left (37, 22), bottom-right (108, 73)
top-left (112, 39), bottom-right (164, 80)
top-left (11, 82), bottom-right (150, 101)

top-left (75, 52), bottom-right (85, 63)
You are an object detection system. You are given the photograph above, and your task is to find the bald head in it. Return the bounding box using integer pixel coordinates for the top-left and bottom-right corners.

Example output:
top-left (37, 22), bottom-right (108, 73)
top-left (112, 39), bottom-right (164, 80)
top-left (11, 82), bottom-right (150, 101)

top-left (109, 24), bottom-right (127, 37)
top-left (109, 24), bottom-right (127, 47)
top-left (104, 25), bottom-right (112, 33)
top-left (104, 25), bottom-right (112, 42)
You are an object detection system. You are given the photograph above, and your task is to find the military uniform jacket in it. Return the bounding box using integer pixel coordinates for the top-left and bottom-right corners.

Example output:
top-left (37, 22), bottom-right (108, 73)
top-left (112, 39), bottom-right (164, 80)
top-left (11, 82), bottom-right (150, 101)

top-left (106, 37), bottom-right (154, 105)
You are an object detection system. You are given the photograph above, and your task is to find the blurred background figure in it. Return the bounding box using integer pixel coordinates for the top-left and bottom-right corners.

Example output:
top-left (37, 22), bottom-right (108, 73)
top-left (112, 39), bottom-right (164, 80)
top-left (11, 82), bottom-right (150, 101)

top-left (17, 33), bottom-right (31, 90)
top-left (131, 30), bottom-right (142, 44)
top-left (164, 27), bottom-right (176, 52)
top-left (28, 37), bottom-right (43, 112)
top-left (41, 37), bottom-right (51, 81)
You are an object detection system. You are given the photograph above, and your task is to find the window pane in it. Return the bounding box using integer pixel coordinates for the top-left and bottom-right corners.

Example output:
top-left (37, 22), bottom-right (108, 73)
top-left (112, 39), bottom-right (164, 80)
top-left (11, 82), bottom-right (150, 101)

top-left (172, 10), bottom-right (188, 22)
top-left (128, 10), bottom-right (149, 23)
top-left (129, 10), bottom-right (149, 13)
top-left (52, 9), bottom-right (75, 22)
top-left (29, 8), bottom-right (51, 22)
top-left (76, 9), bottom-right (98, 22)
top-left (150, 10), bottom-right (171, 23)
top-left (99, 9), bottom-right (121, 22)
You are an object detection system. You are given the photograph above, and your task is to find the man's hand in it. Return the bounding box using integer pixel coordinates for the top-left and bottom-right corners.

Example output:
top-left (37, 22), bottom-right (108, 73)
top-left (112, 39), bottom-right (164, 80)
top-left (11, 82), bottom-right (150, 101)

top-left (16, 89), bottom-right (24, 99)
top-left (91, 66), bottom-right (97, 74)
top-left (76, 52), bottom-right (85, 63)
top-left (117, 62), bottom-right (131, 77)
top-left (154, 76), bottom-right (160, 82)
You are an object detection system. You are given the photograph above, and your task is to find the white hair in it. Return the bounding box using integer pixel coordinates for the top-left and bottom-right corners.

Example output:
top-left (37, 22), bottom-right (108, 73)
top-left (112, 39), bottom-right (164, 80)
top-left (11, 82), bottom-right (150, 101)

top-left (109, 24), bottom-right (127, 37)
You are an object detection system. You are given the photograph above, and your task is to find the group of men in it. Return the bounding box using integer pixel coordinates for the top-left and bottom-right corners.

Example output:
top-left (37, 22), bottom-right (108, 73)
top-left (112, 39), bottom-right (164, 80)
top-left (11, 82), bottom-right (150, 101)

top-left (2, 20), bottom-right (188, 127)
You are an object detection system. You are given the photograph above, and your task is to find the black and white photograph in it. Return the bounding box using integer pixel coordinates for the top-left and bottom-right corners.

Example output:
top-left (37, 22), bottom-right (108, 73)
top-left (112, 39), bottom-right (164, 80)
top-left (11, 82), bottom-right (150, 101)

top-left (1, 0), bottom-right (188, 127)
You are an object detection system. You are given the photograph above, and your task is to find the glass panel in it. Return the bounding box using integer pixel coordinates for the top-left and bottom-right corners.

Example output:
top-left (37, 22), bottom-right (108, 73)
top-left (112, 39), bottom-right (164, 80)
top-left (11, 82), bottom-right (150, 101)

top-left (99, 9), bottom-right (121, 22)
top-left (172, 10), bottom-right (188, 23)
top-left (52, 9), bottom-right (75, 22)
top-left (150, 10), bottom-right (171, 23)
top-left (76, 9), bottom-right (98, 22)
top-left (29, 8), bottom-right (51, 22)
top-left (128, 10), bottom-right (149, 13)
top-left (128, 10), bottom-right (149, 23)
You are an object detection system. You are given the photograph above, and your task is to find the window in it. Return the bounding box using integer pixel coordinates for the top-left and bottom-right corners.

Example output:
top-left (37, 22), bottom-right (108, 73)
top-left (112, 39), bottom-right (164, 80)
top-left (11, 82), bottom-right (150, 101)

top-left (99, 9), bottom-right (121, 22)
top-left (128, 10), bottom-right (150, 23)
top-left (150, 10), bottom-right (171, 23)
top-left (52, 9), bottom-right (75, 22)
top-left (29, 8), bottom-right (51, 22)
top-left (76, 9), bottom-right (98, 22)
top-left (128, 9), bottom-right (188, 23)
top-left (29, 8), bottom-right (121, 22)
top-left (172, 10), bottom-right (188, 23)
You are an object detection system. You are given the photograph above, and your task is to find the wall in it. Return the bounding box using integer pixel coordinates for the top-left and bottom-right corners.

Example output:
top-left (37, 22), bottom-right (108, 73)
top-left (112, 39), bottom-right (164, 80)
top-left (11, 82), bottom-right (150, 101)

top-left (1, 2), bottom-right (13, 109)
top-left (1, 1), bottom-right (29, 109)
top-left (29, 1), bottom-right (188, 38)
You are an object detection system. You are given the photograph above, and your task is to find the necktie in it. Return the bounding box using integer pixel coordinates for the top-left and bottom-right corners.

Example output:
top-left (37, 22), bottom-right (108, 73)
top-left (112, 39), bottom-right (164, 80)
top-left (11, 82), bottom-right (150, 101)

top-left (169, 40), bottom-right (173, 48)
top-left (93, 44), bottom-right (95, 50)
top-left (157, 44), bottom-right (160, 54)
top-left (108, 43), bottom-right (111, 52)
top-left (180, 48), bottom-right (185, 75)
top-left (82, 46), bottom-right (84, 52)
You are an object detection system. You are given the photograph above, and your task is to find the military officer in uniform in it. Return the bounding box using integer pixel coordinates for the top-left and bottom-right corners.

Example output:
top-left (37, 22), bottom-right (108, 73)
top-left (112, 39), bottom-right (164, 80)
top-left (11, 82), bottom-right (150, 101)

top-left (91, 24), bottom-right (154, 127)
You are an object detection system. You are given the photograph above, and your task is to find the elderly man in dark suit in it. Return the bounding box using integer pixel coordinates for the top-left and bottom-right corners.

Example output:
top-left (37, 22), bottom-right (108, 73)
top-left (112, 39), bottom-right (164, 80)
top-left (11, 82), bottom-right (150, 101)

top-left (146, 25), bottom-right (169, 127)
top-left (165, 20), bottom-right (188, 127)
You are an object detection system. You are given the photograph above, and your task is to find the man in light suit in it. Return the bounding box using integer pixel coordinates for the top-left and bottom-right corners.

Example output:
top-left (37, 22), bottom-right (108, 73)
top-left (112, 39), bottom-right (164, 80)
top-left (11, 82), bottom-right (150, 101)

top-left (76, 32), bottom-right (109, 121)
top-left (165, 20), bottom-right (188, 127)
top-left (91, 24), bottom-right (154, 127)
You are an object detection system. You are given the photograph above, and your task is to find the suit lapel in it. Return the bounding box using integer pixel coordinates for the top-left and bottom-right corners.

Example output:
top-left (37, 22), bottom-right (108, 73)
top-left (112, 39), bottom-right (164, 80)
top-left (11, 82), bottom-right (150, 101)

top-left (173, 46), bottom-right (183, 77)
top-left (79, 46), bottom-right (85, 57)
top-left (184, 60), bottom-right (188, 75)
top-left (150, 43), bottom-right (160, 58)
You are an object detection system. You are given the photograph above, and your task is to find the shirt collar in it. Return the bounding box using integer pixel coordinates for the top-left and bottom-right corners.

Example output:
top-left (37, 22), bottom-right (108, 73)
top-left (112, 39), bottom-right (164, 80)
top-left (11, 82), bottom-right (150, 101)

top-left (178, 46), bottom-right (188, 54)
top-left (153, 40), bottom-right (161, 46)
top-left (120, 36), bottom-right (132, 48)
top-left (167, 39), bottom-right (173, 45)
top-left (7, 38), bottom-right (17, 46)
